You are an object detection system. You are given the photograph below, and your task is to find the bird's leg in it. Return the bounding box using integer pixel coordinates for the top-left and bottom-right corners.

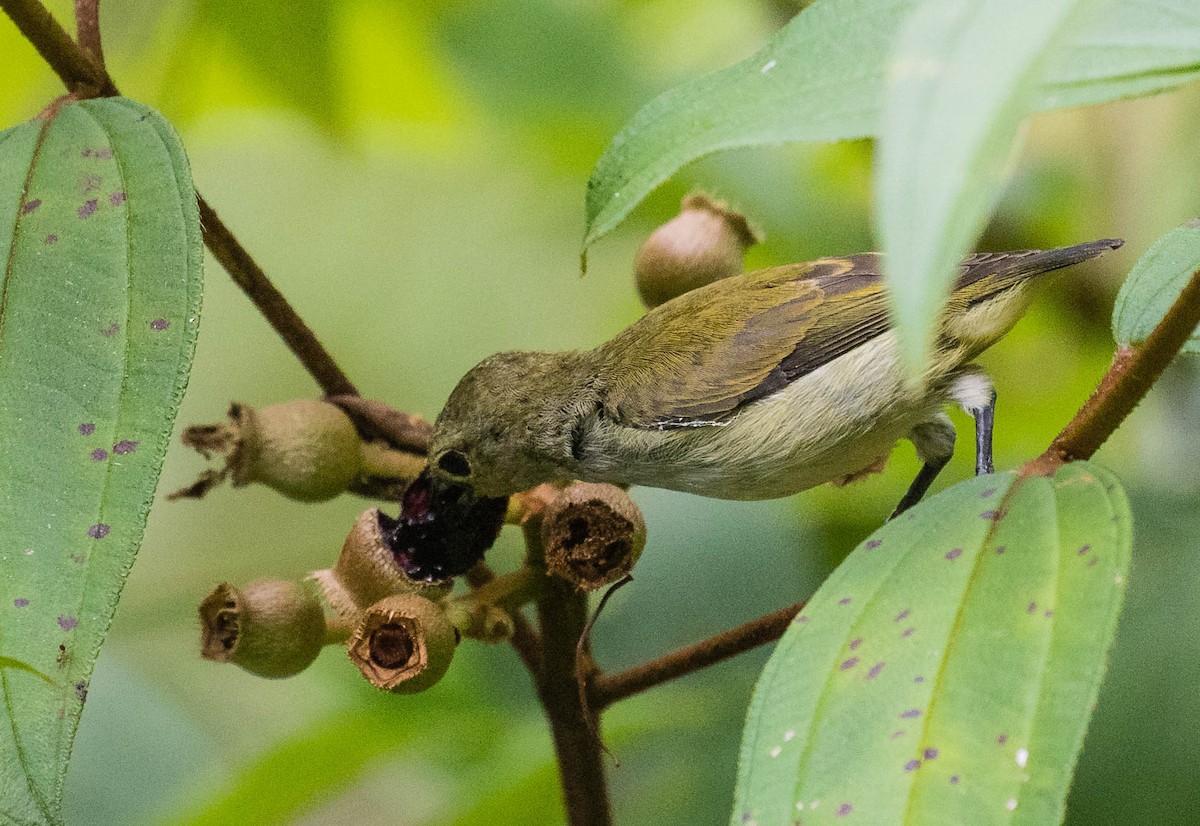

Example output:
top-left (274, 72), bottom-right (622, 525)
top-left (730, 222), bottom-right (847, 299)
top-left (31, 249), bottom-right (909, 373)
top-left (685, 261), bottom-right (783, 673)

top-left (891, 413), bottom-right (956, 519)
top-left (949, 370), bottom-right (997, 475)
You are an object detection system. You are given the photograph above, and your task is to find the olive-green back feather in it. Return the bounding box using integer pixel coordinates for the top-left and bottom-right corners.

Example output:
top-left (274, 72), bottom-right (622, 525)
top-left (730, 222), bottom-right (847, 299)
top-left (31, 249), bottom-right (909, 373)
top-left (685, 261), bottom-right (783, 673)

top-left (598, 239), bottom-right (1121, 430)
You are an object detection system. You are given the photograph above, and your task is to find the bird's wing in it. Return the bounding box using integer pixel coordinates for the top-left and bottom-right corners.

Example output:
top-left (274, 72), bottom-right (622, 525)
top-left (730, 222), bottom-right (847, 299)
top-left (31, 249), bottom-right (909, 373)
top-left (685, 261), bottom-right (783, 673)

top-left (597, 255), bottom-right (892, 430)
top-left (598, 239), bottom-right (1120, 430)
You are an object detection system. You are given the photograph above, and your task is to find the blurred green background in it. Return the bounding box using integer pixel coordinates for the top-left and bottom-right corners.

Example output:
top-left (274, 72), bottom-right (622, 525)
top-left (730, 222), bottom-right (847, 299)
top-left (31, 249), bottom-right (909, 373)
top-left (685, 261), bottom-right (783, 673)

top-left (4, 0), bottom-right (1200, 823)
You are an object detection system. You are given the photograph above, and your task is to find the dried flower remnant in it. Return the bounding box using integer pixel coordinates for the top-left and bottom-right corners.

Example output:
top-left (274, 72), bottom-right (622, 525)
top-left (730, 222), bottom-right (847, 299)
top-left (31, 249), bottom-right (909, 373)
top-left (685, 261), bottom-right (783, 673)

top-left (348, 593), bottom-right (457, 693)
top-left (540, 482), bottom-right (647, 590)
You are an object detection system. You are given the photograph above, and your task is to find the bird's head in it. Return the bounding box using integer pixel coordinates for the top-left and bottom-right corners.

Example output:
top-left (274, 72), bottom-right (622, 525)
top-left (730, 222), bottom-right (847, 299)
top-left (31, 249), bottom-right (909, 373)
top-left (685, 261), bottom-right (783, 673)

top-left (385, 350), bottom-right (585, 581)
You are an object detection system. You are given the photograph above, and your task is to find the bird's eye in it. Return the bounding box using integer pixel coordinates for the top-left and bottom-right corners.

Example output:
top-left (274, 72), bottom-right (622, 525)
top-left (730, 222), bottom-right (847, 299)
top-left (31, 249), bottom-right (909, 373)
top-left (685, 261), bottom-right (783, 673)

top-left (436, 450), bottom-right (472, 478)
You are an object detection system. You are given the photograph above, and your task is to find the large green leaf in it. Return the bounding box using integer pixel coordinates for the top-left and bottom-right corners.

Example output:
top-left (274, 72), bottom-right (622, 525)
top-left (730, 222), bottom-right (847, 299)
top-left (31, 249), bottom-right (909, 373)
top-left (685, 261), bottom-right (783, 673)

top-left (876, 0), bottom-right (1104, 368)
top-left (0, 97), bottom-right (202, 825)
top-left (733, 463), bottom-right (1130, 825)
top-left (582, 0), bottom-right (1200, 252)
top-left (1112, 218), bottom-right (1200, 352)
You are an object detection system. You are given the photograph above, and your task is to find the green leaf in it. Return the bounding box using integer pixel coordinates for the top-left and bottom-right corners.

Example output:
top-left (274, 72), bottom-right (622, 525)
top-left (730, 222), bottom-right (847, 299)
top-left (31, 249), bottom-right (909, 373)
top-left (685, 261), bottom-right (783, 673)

top-left (582, 0), bottom-right (911, 251)
top-left (0, 98), bottom-right (202, 825)
top-left (732, 463), bottom-right (1131, 825)
top-left (877, 0), bottom-right (1104, 368)
top-left (1112, 218), bottom-right (1200, 352)
top-left (582, 0), bottom-right (1200, 253)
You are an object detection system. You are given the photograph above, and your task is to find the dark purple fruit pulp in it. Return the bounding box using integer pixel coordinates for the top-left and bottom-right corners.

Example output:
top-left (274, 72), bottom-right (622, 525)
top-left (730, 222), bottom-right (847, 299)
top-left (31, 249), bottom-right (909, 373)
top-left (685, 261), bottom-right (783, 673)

top-left (380, 469), bottom-right (508, 581)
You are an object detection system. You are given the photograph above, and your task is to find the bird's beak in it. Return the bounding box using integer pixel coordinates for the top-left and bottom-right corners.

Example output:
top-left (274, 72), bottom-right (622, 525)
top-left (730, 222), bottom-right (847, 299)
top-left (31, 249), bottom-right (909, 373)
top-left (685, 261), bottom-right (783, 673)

top-left (380, 466), bottom-right (509, 582)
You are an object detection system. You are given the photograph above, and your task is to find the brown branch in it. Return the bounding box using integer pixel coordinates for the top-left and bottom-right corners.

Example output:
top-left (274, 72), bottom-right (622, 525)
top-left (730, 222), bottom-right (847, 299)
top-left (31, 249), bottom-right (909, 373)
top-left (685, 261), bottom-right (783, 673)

top-left (591, 601), bottom-right (805, 709)
top-left (73, 0), bottom-right (103, 70)
top-left (197, 200), bottom-right (358, 396)
top-left (1035, 263), bottom-right (1200, 470)
top-left (525, 522), bottom-right (611, 826)
top-left (1, 0), bottom-right (358, 397)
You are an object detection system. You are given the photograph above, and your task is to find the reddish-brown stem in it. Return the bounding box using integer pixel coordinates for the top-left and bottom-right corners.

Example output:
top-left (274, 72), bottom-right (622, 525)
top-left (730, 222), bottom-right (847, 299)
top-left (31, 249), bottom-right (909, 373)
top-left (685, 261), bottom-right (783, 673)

top-left (525, 521), bottom-right (611, 826)
top-left (1, 0), bottom-right (358, 397)
top-left (197, 200), bottom-right (358, 396)
top-left (591, 601), bottom-right (805, 709)
top-left (1037, 263), bottom-right (1200, 469)
top-left (73, 0), bottom-right (103, 70)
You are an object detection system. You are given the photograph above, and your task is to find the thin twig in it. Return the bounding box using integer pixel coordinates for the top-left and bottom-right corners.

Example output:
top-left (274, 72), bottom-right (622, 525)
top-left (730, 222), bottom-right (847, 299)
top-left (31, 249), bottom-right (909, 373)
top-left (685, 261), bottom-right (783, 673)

top-left (465, 562), bottom-right (543, 675)
top-left (1034, 263), bottom-right (1200, 470)
top-left (73, 0), bottom-right (103, 69)
top-left (592, 601), bottom-right (805, 709)
top-left (1, 0), bottom-right (358, 397)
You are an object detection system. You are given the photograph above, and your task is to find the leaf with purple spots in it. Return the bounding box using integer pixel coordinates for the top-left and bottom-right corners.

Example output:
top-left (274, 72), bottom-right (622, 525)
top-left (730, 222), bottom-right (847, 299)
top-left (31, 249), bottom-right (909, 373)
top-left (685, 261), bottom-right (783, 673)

top-left (732, 464), bottom-right (1130, 825)
top-left (0, 97), bottom-right (201, 824)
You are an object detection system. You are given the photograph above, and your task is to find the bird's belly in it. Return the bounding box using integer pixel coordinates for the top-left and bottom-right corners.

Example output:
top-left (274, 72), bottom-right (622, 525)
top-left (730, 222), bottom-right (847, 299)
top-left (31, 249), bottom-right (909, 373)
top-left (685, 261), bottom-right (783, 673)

top-left (583, 334), bottom-right (940, 500)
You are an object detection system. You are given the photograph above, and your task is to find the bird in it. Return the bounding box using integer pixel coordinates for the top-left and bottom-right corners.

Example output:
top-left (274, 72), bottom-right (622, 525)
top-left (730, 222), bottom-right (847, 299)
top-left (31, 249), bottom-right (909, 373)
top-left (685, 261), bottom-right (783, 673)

top-left (389, 238), bottom-right (1122, 580)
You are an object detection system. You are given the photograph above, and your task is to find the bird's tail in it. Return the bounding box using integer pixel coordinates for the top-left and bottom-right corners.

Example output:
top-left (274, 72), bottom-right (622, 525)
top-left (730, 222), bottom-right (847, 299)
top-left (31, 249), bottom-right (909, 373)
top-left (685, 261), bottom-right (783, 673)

top-left (954, 238), bottom-right (1124, 304)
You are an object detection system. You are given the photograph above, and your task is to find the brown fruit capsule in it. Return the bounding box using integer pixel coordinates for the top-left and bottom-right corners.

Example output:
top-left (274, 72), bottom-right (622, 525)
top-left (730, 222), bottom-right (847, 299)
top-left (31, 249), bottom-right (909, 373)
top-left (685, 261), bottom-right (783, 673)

top-left (348, 594), bottom-right (457, 693)
top-left (172, 400), bottom-right (363, 502)
top-left (198, 579), bottom-right (326, 678)
top-left (541, 482), bottom-right (647, 590)
top-left (310, 508), bottom-right (452, 623)
top-left (634, 192), bottom-right (760, 308)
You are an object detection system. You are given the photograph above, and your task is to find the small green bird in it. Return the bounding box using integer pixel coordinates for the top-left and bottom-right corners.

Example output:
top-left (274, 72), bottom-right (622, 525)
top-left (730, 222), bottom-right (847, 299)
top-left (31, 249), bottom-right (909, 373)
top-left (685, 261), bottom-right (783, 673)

top-left (389, 239), bottom-right (1121, 580)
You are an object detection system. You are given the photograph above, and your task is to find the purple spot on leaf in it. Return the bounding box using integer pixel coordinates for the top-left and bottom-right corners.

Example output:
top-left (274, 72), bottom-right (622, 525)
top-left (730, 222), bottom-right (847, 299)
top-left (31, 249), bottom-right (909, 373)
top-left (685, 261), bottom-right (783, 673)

top-left (87, 523), bottom-right (109, 539)
top-left (923, 748), bottom-right (939, 760)
top-left (21, 198), bottom-right (41, 214)
top-left (849, 638), bottom-right (862, 650)
top-left (1078, 544), bottom-right (1092, 556)
top-left (981, 510), bottom-right (997, 520)
top-left (1027, 602), bottom-right (1037, 614)
top-left (950, 775), bottom-right (960, 785)
top-left (836, 803), bottom-right (852, 817)
top-left (95, 148), bottom-right (113, 159)
top-left (901, 627), bottom-right (915, 638)
top-left (995, 545), bottom-right (1006, 555)
top-left (91, 448), bottom-right (108, 461)
top-left (900, 709), bottom-right (921, 719)
top-left (1044, 610), bottom-right (1054, 618)
top-left (867, 662), bottom-right (885, 680)
top-left (981, 487), bottom-right (997, 498)
top-left (109, 191), bottom-right (127, 206)
top-left (905, 759), bottom-right (921, 771)
top-left (82, 173), bottom-right (102, 193)
top-left (13, 598), bottom-right (29, 608)
top-left (895, 609), bottom-right (910, 622)
top-left (945, 548), bottom-right (962, 561)
top-left (150, 319), bottom-right (169, 331)
top-left (44, 234), bottom-right (58, 245)
top-left (78, 423), bottom-right (96, 435)
top-left (74, 681), bottom-right (88, 701)
top-left (914, 675), bottom-right (925, 683)
top-left (891, 729), bottom-right (906, 739)
top-left (1087, 557), bottom-right (1099, 567)
top-left (99, 322), bottom-right (119, 337)
top-left (57, 616), bottom-right (77, 631)
top-left (838, 597), bottom-right (851, 606)
top-left (997, 734), bottom-right (1008, 745)
top-left (840, 657), bottom-right (859, 671)
top-left (78, 199), bottom-right (98, 219)
top-left (865, 539), bottom-right (882, 550)
top-left (113, 440), bottom-right (139, 455)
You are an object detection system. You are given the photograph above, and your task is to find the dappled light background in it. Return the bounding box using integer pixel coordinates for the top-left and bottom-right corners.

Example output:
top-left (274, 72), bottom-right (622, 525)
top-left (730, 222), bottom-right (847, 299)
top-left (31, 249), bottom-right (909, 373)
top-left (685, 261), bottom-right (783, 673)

top-left (4, 0), bottom-right (1200, 823)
